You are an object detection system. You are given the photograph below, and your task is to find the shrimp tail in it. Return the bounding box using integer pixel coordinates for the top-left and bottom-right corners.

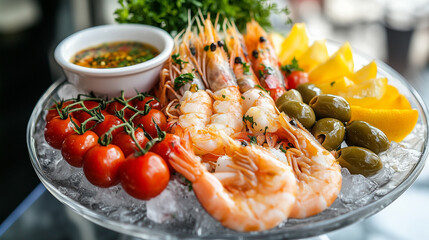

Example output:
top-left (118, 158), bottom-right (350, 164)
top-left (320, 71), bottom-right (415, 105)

top-left (169, 132), bottom-right (203, 183)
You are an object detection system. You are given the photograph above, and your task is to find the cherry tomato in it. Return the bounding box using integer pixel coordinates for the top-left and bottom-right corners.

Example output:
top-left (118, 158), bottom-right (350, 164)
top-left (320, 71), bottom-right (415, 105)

top-left (133, 96), bottom-right (162, 111)
top-left (107, 101), bottom-right (135, 120)
top-left (74, 101), bottom-right (106, 129)
top-left (112, 128), bottom-right (149, 157)
top-left (132, 109), bottom-right (167, 138)
top-left (45, 100), bottom-right (74, 122)
top-left (120, 152), bottom-right (170, 200)
top-left (286, 71), bottom-right (309, 89)
top-left (151, 133), bottom-right (181, 171)
top-left (93, 114), bottom-right (124, 138)
top-left (61, 131), bottom-right (99, 167)
top-left (44, 116), bottom-right (79, 149)
top-left (83, 144), bottom-right (125, 188)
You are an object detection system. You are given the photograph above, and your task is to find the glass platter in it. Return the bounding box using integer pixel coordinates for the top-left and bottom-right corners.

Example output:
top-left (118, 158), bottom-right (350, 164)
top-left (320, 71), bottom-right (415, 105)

top-left (27, 43), bottom-right (429, 239)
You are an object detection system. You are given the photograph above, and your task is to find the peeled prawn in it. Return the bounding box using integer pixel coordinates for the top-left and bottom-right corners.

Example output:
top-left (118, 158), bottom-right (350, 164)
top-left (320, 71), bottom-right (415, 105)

top-left (169, 131), bottom-right (297, 232)
top-left (278, 113), bottom-right (342, 218)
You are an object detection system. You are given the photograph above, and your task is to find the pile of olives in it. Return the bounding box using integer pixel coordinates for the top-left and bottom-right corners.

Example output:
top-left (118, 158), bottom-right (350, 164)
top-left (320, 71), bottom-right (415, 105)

top-left (276, 83), bottom-right (390, 177)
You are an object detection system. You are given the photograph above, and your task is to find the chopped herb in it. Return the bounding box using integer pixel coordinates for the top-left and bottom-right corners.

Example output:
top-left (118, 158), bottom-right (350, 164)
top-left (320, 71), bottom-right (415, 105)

top-left (243, 115), bottom-right (257, 128)
top-left (281, 57), bottom-right (303, 75)
top-left (279, 144), bottom-right (287, 153)
top-left (222, 94), bottom-right (226, 99)
top-left (241, 96), bottom-right (245, 100)
top-left (175, 104), bottom-right (180, 109)
top-left (261, 63), bottom-right (274, 75)
top-left (255, 84), bottom-right (269, 93)
top-left (258, 69), bottom-right (264, 78)
top-left (172, 53), bottom-right (188, 67)
top-left (242, 62), bottom-right (251, 75)
top-left (263, 126), bottom-right (268, 134)
top-left (330, 81), bottom-right (335, 87)
top-left (248, 135), bottom-right (257, 144)
top-left (204, 45), bottom-right (209, 51)
top-left (174, 73), bottom-right (194, 91)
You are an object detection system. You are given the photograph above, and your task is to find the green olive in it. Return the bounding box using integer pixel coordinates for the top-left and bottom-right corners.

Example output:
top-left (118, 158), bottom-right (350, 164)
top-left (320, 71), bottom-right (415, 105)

top-left (278, 101), bottom-right (316, 129)
top-left (296, 83), bottom-right (322, 104)
top-left (345, 120), bottom-right (390, 154)
top-left (336, 146), bottom-right (382, 176)
top-left (276, 89), bottom-right (303, 108)
top-left (311, 118), bottom-right (345, 151)
top-left (309, 94), bottom-right (351, 122)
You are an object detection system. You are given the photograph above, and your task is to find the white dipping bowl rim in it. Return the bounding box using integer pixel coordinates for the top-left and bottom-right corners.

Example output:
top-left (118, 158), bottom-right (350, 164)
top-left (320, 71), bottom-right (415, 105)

top-left (54, 24), bottom-right (173, 76)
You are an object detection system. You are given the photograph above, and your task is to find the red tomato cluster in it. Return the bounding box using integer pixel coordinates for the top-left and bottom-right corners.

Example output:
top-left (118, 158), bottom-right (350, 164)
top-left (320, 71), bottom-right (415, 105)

top-left (43, 95), bottom-right (174, 200)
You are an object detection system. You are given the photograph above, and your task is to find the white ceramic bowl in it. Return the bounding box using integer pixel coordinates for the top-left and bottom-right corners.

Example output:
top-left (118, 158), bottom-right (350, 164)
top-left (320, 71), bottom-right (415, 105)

top-left (54, 24), bottom-right (173, 97)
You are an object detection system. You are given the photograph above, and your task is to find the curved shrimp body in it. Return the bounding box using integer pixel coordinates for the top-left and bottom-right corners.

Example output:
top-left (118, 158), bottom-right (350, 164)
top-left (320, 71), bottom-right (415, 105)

top-left (244, 20), bottom-right (286, 101)
top-left (225, 22), bottom-right (260, 93)
top-left (198, 16), bottom-right (237, 92)
top-left (169, 131), bottom-right (296, 232)
top-left (208, 86), bottom-right (243, 136)
top-left (178, 90), bottom-right (219, 155)
top-left (278, 113), bottom-right (342, 218)
top-left (241, 88), bottom-right (281, 135)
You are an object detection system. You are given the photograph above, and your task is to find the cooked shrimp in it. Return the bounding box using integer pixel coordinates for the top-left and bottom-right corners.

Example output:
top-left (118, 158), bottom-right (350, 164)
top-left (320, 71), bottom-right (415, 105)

top-left (244, 20), bottom-right (286, 101)
top-left (278, 112), bottom-right (342, 218)
top-left (225, 21), bottom-right (260, 93)
top-left (196, 14), bottom-right (237, 92)
top-left (168, 131), bottom-right (297, 232)
top-left (156, 19), bottom-right (206, 106)
top-left (184, 15), bottom-right (244, 152)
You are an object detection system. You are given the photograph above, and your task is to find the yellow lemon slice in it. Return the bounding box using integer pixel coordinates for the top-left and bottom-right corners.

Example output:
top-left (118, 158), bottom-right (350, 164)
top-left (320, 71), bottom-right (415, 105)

top-left (309, 42), bottom-right (354, 84)
top-left (352, 61), bottom-right (377, 83)
top-left (296, 40), bottom-right (329, 72)
top-left (342, 77), bottom-right (387, 99)
top-left (316, 76), bottom-right (355, 95)
top-left (350, 106), bottom-right (418, 142)
top-left (268, 32), bottom-right (285, 56)
top-left (278, 23), bottom-right (309, 65)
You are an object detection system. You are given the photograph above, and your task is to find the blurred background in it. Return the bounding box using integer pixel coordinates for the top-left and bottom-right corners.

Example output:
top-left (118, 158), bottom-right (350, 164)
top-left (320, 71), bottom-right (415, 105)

top-left (0, 0), bottom-right (428, 239)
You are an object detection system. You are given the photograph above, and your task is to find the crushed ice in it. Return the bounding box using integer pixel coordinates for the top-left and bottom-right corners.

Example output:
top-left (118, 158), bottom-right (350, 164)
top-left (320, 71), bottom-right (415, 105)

top-left (31, 83), bottom-right (426, 236)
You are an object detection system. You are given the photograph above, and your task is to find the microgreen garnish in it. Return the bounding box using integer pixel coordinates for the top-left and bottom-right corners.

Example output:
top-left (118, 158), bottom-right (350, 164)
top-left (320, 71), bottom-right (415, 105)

top-left (172, 53), bottom-right (188, 68)
top-left (242, 62), bottom-right (251, 75)
top-left (174, 73), bottom-right (194, 91)
top-left (248, 135), bottom-right (257, 144)
top-left (255, 84), bottom-right (269, 93)
top-left (281, 57), bottom-right (303, 75)
top-left (243, 115), bottom-right (257, 128)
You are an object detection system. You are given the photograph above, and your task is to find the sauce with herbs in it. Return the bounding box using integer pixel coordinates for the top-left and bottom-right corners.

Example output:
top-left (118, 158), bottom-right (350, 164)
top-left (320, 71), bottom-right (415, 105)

top-left (71, 41), bottom-right (159, 68)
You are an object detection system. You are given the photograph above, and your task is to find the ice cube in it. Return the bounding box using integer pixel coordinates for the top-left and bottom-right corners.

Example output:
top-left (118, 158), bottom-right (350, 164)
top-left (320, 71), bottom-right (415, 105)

top-left (339, 168), bottom-right (378, 206)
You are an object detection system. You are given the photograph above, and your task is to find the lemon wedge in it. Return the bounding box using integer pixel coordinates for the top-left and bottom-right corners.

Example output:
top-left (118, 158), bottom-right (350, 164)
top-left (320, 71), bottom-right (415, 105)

top-left (309, 42), bottom-right (354, 84)
top-left (296, 40), bottom-right (329, 72)
top-left (350, 106), bottom-right (418, 142)
top-left (278, 23), bottom-right (309, 65)
top-left (352, 61), bottom-right (378, 83)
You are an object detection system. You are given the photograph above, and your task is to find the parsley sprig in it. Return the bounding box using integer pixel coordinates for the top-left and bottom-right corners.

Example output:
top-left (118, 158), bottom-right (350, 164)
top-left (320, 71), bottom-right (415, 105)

top-left (281, 57), bottom-right (303, 75)
top-left (174, 73), bottom-right (194, 91)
